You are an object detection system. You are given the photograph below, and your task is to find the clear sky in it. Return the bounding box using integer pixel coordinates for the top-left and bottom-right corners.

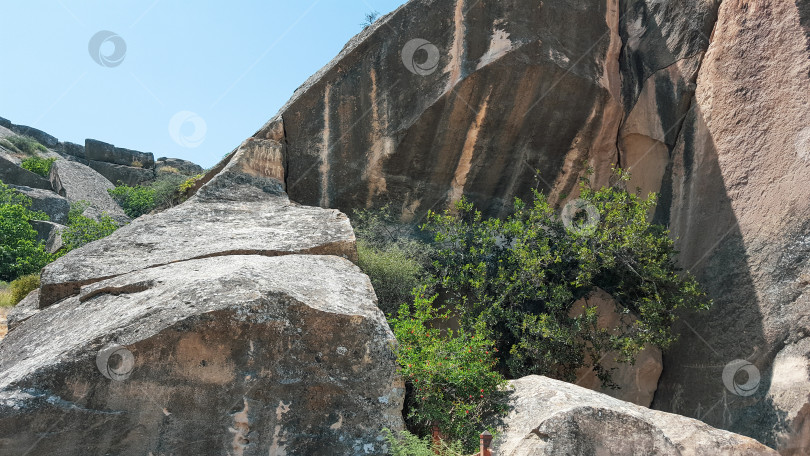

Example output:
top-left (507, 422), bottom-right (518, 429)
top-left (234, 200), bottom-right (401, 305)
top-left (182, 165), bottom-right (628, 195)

top-left (0, 0), bottom-right (407, 168)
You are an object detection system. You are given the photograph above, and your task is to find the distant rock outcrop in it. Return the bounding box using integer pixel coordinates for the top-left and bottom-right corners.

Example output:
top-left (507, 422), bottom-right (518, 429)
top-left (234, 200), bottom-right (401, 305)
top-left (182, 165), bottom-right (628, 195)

top-left (494, 375), bottom-right (778, 455)
top-left (9, 185), bottom-right (70, 224)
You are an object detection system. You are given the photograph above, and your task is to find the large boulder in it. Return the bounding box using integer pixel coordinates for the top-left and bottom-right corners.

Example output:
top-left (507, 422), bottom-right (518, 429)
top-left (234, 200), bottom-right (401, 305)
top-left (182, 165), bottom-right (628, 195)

top-left (650, 1), bottom-right (810, 453)
top-left (156, 157), bottom-right (204, 176)
top-left (0, 155), bottom-right (52, 190)
top-left (245, 0), bottom-right (716, 221)
top-left (39, 138), bottom-right (354, 305)
top-left (87, 159), bottom-right (155, 186)
top-left (48, 159), bottom-right (129, 225)
top-left (0, 255), bottom-right (404, 455)
top-left (85, 139), bottom-right (155, 169)
top-left (9, 185), bottom-right (70, 224)
top-left (28, 220), bottom-right (65, 254)
top-left (494, 375), bottom-right (778, 456)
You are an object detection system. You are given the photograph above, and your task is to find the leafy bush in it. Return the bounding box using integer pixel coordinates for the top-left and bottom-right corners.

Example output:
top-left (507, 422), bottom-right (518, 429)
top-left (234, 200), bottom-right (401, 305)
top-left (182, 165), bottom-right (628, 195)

top-left (4, 135), bottom-right (47, 155)
top-left (20, 156), bottom-right (56, 177)
top-left (108, 173), bottom-right (190, 218)
top-left (390, 288), bottom-right (508, 452)
top-left (61, 202), bottom-right (118, 251)
top-left (353, 206), bottom-right (434, 315)
top-left (382, 429), bottom-right (465, 456)
top-left (179, 174), bottom-right (203, 193)
top-left (8, 273), bottom-right (39, 305)
top-left (108, 185), bottom-right (155, 218)
top-left (150, 173), bottom-right (188, 209)
top-left (423, 168), bottom-right (711, 383)
top-left (0, 181), bottom-right (51, 282)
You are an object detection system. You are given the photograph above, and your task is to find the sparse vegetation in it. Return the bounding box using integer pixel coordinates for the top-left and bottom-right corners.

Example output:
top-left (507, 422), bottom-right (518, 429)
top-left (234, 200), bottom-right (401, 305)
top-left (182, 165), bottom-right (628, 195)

top-left (20, 156), bottom-right (56, 177)
top-left (382, 429), bottom-right (466, 456)
top-left (361, 10), bottom-right (381, 28)
top-left (4, 135), bottom-right (47, 155)
top-left (179, 174), bottom-right (203, 193)
top-left (131, 159), bottom-right (144, 168)
top-left (157, 166), bottom-right (180, 175)
top-left (108, 173), bottom-right (195, 218)
top-left (353, 206), bottom-right (433, 315)
top-left (8, 273), bottom-right (39, 305)
top-left (61, 202), bottom-right (119, 252)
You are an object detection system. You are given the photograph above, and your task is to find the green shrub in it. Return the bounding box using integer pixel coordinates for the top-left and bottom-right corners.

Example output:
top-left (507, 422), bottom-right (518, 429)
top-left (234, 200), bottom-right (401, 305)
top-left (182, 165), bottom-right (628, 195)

top-left (108, 185), bottom-right (156, 218)
top-left (5, 135), bottom-right (47, 155)
top-left (61, 202), bottom-right (119, 251)
top-left (353, 206), bottom-right (434, 315)
top-left (390, 288), bottom-right (508, 452)
top-left (20, 156), bottom-right (56, 177)
top-left (179, 174), bottom-right (203, 193)
top-left (423, 168), bottom-right (711, 384)
top-left (8, 273), bottom-right (39, 305)
top-left (382, 429), bottom-right (466, 456)
top-left (150, 173), bottom-right (188, 209)
top-left (0, 181), bottom-right (51, 282)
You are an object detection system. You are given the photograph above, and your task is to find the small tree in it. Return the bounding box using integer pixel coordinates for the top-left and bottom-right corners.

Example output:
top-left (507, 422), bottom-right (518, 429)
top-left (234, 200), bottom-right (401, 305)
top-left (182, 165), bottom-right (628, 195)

top-left (423, 168), bottom-right (711, 383)
top-left (390, 288), bottom-right (508, 452)
top-left (0, 181), bottom-right (51, 282)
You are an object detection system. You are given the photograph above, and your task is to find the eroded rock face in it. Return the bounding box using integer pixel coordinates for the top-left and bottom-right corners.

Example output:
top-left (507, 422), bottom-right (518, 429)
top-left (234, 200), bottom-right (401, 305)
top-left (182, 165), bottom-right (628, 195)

top-left (651, 1), bottom-right (810, 453)
top-left (494, 375), bottom-right (778, 456)
top-left (0, 255), bottom-right (403, 456)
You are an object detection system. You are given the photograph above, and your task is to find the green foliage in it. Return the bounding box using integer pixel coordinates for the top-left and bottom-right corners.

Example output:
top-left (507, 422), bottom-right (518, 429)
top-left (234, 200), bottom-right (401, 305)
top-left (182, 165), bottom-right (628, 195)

top-left (0, 181), bottom-right (51, 282)
top-left (390, 288), bottom-right (508, 452)
top-left (108, 185), bottom-right (156, 218)
top-left (382, 429), bottom-right (466, 456)
top-left (8, 273), bottom-right (40, 305)
top-left (4, 135), bottom-right (47, 155)
top-left (150, 173), bottom-right (188, 209)
top-left (423, 168), bottom-right (711, 383)
top-left (61, 202), bottom-right (118, 251)
top-left (353, 206), bottom-right (434, 315)
top-left (179, 174), bottom-right (203, 193)
top-left (361, 11), bottom-right (381, 27)
top-left (20, 156), bottom-right (56, 177)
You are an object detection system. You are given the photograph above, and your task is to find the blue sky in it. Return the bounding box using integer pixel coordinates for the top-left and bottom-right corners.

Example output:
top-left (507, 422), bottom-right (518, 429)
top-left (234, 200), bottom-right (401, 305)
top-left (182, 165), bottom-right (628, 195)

top-left (0, 1), bottom-right (406, 168)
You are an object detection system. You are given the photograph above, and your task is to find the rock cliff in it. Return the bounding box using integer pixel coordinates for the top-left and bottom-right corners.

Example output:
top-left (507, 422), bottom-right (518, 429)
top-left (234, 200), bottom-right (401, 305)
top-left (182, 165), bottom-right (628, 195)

top-left (222, 0), bottom-right (807, 451)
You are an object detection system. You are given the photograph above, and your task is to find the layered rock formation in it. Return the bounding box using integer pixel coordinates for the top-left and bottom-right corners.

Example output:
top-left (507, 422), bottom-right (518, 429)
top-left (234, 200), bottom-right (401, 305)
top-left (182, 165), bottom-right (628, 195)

top-left (0, 139), bottom-right (404, 455)
top-left (494, 375), bottom-right (778, 455)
